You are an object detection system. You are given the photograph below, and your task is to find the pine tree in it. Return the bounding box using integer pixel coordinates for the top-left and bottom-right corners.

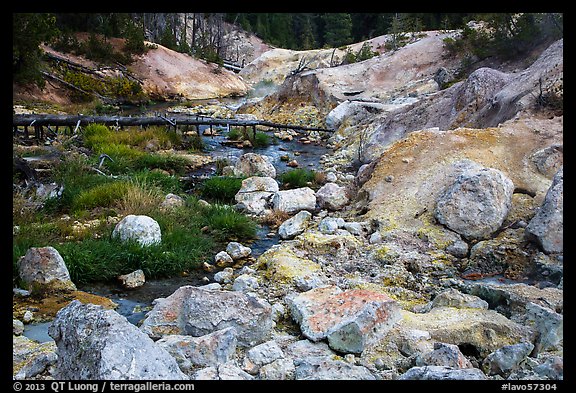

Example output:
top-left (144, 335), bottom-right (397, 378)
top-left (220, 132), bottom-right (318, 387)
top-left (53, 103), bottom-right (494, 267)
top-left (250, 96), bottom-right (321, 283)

top-left (322, 13), bottom-right (353, 48)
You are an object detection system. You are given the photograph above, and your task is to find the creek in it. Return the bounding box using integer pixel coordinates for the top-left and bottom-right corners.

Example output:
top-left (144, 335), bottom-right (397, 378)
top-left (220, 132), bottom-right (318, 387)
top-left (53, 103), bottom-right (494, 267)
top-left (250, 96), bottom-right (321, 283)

top-left (23, 98), bottom-right (331, 342)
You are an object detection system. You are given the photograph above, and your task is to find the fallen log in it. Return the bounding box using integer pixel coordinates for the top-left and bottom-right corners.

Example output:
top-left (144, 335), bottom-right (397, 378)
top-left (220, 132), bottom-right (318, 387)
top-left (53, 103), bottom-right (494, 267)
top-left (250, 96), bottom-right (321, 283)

top-left (13, 114), bottom-right (334, 134)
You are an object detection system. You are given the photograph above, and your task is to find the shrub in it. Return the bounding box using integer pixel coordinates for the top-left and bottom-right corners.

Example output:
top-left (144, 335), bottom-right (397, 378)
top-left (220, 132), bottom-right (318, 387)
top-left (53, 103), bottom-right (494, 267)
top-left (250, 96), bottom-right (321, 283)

top-left (199, 176), bottom-right (244, 203)
top-left (279, 168), bottom-right (316, 189)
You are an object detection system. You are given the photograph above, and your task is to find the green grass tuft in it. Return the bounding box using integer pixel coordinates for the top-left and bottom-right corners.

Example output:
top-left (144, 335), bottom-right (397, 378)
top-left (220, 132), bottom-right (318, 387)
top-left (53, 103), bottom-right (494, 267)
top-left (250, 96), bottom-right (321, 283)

top-left (279, 168), bottom-right (317, 189)
top-left (199, 176), bottom-right (244, 203)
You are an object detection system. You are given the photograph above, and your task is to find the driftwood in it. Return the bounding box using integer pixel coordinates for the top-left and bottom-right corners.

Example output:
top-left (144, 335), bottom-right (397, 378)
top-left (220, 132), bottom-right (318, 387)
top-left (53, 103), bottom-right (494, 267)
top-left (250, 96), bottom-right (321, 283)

top-left (13, 114), bottom-right (334, 135)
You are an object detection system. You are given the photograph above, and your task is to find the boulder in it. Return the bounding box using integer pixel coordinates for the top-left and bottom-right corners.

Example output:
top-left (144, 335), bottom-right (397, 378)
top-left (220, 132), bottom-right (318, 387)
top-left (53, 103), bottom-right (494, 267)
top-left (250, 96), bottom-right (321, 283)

top-left (156, 327), bottom-right (237, 371)
top-left (278, 210), bottom-right (312, 239)
top-left (434, 162), bottom-right (514, 240)
top-left (482, 341), bottom-right (534, 377)
top-left (259, 358), bottom-right (296, 380)
top-left (395, 307), bottom-right (533, 357)
top-left (316, 182), bottom-right (349, 211)
top-left (159, 193), bottom-right (185, 211)
top-left (294, 356), bottom-right (376, 380)
top-left (430, 288), bottom-right (488, 310)
top-left (325, 100), bottom-right (384, 130)
top-left (117, 269), bottom-right (145, 289)
top-left (214, 267), bottom-right (234, 284)
top-left (48, 300), bottom-right (187, 380)
top-left (13, 335), bottom-right (57, 379)
top-left (226, 242), bottom-right (252, 260)
top-left (242, 340), bottom-right (285, 374)
top-left (18, 246), bottom-right (76, 293)
top-left (272, 187), bottom-right (317, 214)
top-left (112, 215), bottom-right (162, 246)
top-left (318, 217), bottom-right (340, 234)
top-left (286, 286), bottom-right (401, 354)
top-left (415, 342), bottom-right (473, 368)
top-left (525, 167), bottom-right (563, 254)
top-left (214, 251), bottom-right (234, 267)
top-left (235, 191), bottom-right (275, 215)
top-left (233, 153), bottom-right (276, 178)
top-left (257, 245), bottom-right (325, 291)
top-left (524, 302), bottom-right (563, 354)
top-left (193, 361), bottom-right (255, 380)
top-left (140, 286), bottom-right (274, 347)
top-left (232, 274), bottom-right (259, 292)
top-left (237, 176), bottom-right (279, 193)
top-left (399, 365), bottom-right (488, 380)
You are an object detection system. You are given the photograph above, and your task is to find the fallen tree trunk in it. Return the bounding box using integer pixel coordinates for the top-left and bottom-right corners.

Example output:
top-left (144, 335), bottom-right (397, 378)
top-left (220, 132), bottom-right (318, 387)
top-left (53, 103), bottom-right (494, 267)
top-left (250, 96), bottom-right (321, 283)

top-left (13, 114), bottom-right (334, 134)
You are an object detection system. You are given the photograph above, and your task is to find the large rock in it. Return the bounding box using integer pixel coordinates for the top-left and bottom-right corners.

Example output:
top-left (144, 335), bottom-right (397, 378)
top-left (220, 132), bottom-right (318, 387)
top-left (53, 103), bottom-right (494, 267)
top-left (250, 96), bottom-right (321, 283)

top-left (233, 153), bottom-right (276, 178)
top-left (525, 167), bottom-right (563, 254)
top-left (325, 100), bottom-right (384, 131)
top-left (193, 361), bottom-right (255, 380)
top-left (48, 300), bottom-right (187, 380)
top-left (278, 210), bottom-right (313, 239)
top-left (399, 365), bottom-right (488, 380)
top-left (430, 288), bottom-right (488, 310)
top-left (140, 286), bottom-right (274, 347)
top-left (316, 182), bottom-right (349, 211)
top-left (13, 335), bottom-right (57, 379)
top-left (482, 341), bottom-right (534, 377)
top-left (242, 340), bottom-right (285, 374)
top-left (272, 187), bottom-right (317, 214)
top-left (18, 246), bottom-right (76, 293)
top-left (257, 245), bottom-right (325, 291)
top-left (416, 342), bottom-right (473, 369)
top-left (225, 242), bottom-right (252, 260)
top-left (286, 286), bottom-right (401, 354)
top-left (434, 161), bottom-right (514, 240)
top-left (156, 327), bottom-right (237, 371)
top-left (112, 214), bottom-right (162, 246)
top-left (117, 269), bottom-right (145, 289)
top-left (294, 356), bottom-right (376, 380)
top-left (234, 176), bottom-right (279, 215)
top-left (396, 307), bottom-right (533, 357)
top-left (356, 119), bottom-right (562, 253)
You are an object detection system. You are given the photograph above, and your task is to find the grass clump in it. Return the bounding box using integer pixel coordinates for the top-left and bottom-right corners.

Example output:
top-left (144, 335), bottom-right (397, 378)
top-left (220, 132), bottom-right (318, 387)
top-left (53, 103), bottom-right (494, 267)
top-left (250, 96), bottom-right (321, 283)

top-left (279, 168), bottom-right (317, 189)
top-left (200, 204), bottom-right (257, 242)
top-left (199, 176), bottom-right (244, 204)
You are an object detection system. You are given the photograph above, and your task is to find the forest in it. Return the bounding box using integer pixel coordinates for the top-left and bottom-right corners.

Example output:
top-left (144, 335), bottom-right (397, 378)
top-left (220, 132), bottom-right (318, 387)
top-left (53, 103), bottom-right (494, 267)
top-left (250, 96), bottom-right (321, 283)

top-left (14, 13), bottom-right (562, 88)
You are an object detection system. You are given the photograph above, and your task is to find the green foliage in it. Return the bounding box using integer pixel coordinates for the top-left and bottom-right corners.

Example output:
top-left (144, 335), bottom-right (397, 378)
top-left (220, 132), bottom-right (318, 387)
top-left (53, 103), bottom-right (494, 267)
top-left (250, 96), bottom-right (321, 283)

top-left (323, 13), bottom-right (353, 47)
top-left (251, 131), bottom-right (272, 147)
top-left (356, 42), bottom-right (377, 61)
top-left (61, 68), bottom-right (145, 102)
top-left (71, 180), bottom-right (131, 212)
top-left (199, 176), bottom-right (244, 203)
top-left (123, 20), bottom-right (146, 55)
top-left (279, 168), bottom-right (316, 189)
top-left (201, 204), bottom-right (257, 241)
top-left (13, 13), bottom-right (59, 87)
top-left (443, 13), bottom-right (563, 64)
top-left (132, 169), bottom-right (182, 194)
top-left (227, 127), bottom-right (242, 141)
top-left (133, 153), bottom-right (189, 175)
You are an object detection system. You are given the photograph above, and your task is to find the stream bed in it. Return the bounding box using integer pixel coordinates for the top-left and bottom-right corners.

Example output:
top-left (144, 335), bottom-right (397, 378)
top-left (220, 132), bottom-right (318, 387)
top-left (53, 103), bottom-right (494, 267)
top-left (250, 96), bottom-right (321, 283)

top-left (23, 99), bottom-right (332, 342)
